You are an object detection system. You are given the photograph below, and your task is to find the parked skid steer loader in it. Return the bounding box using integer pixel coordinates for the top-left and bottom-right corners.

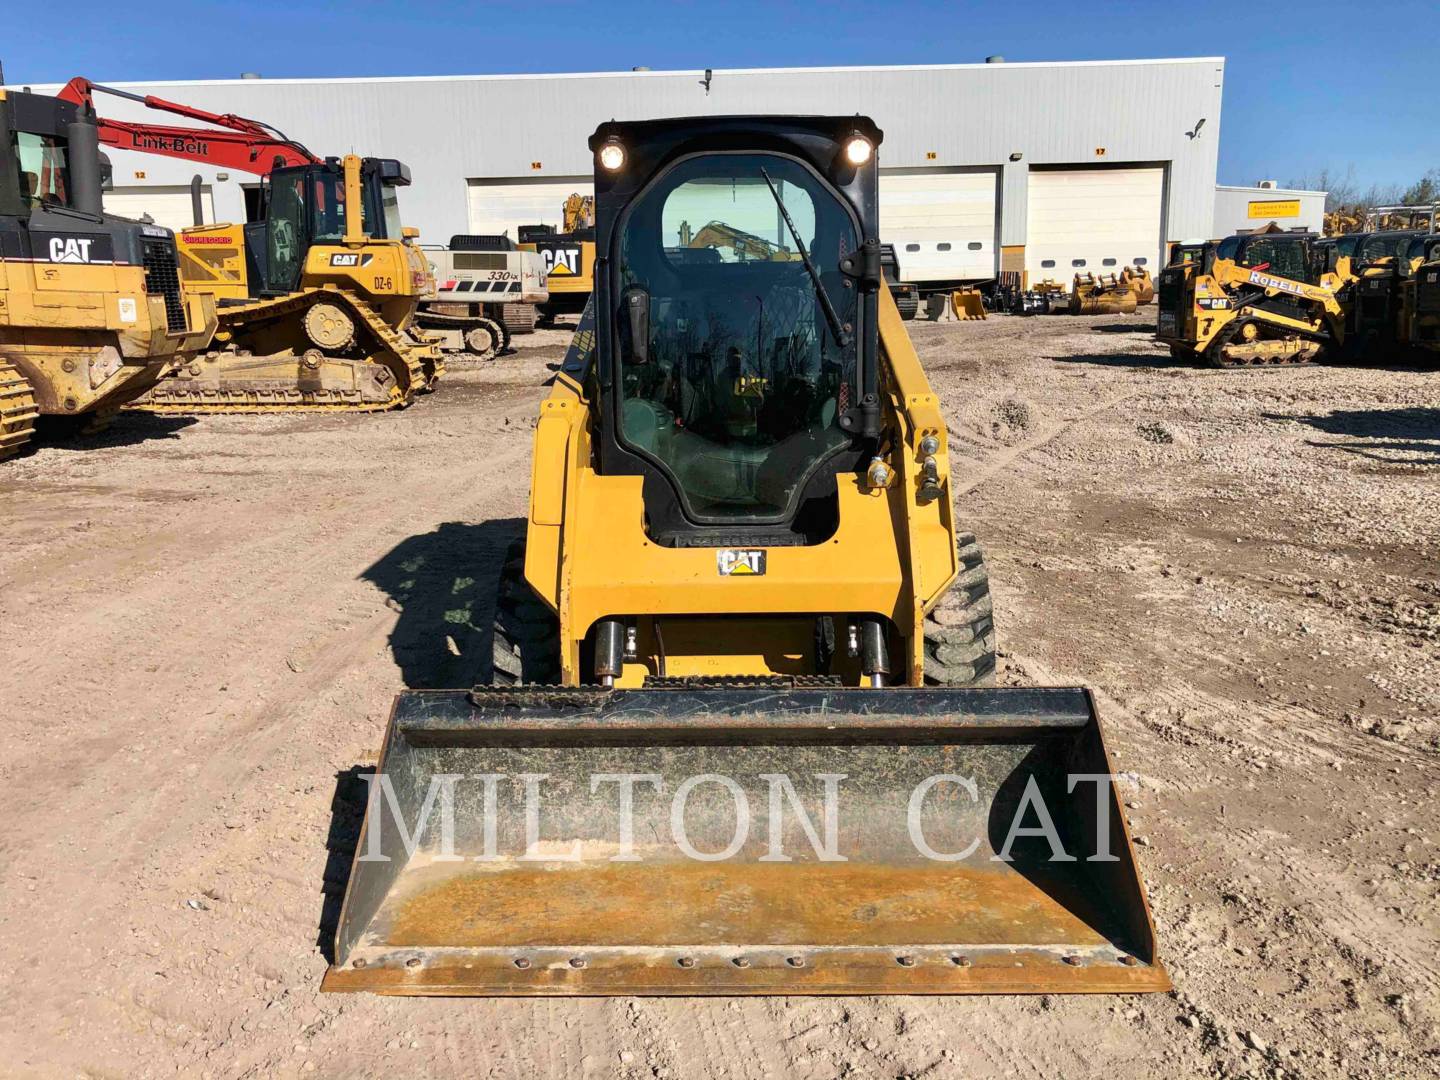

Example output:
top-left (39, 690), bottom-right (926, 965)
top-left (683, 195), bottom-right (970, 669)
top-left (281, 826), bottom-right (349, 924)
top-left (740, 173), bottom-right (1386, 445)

top-left (1156, 231), bottom-right (1346, 366)
top-left (326, 117), bottom-right (1167, 998)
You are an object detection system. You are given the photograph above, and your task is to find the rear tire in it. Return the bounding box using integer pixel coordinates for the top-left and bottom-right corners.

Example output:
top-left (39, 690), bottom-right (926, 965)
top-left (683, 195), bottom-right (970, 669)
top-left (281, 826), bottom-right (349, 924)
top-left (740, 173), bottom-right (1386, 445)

top-left (923, 533), bottom-right (997, 687)
top-left (489, 540), bottom-right (561, 686)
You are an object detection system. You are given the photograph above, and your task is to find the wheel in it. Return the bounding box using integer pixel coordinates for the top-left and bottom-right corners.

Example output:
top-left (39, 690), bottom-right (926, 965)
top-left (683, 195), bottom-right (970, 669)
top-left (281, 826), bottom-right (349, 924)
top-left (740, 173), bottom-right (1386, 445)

top-left (463, 323), bottom-right (498, 359)
top-left (923, 533), bottom-right (996, 687)
top-left (488, 540), bottom-right (561, 686)
top-left (303, 301), bottom-right (356, 351)
top-left (896, 293), bottom-right (919, 321)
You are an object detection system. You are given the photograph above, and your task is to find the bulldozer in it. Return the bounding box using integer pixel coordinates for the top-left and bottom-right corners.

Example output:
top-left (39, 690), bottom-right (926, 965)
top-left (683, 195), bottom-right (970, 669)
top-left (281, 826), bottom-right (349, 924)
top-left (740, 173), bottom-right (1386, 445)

top-left (1156, 230), bottom-right (1346, 366)
top-left (57, 78), bottom-right (440, 413)
top-left (519, 193), bottom-right (596, 324)
top-left (324, 116), bottom-right (1167, 998)
top-left (1, 87), bottom-right (216, 461)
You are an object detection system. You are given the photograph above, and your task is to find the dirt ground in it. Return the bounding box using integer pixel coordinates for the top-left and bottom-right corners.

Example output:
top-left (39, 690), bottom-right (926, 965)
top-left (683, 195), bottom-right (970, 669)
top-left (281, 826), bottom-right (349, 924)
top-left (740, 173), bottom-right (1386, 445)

top-left (1, 313), bottom-right (1436, 1080)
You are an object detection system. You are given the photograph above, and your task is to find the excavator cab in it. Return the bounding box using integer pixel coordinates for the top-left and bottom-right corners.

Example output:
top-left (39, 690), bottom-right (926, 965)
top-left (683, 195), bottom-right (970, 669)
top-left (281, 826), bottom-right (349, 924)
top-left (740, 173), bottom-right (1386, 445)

top-left (325, 116), bottom-right (1167, 999)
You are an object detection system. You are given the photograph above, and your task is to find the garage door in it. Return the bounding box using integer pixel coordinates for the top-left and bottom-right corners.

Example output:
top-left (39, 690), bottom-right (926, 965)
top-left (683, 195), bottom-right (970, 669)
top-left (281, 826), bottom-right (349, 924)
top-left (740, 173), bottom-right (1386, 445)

top-left (879, 169), bottom-right (998, 285)
top-left (466, 177), bottom-right (592, 239)
top-left (105, 185), bottom-right (214, 232)
top-left (1026, 167), bottom-right (1163, 280)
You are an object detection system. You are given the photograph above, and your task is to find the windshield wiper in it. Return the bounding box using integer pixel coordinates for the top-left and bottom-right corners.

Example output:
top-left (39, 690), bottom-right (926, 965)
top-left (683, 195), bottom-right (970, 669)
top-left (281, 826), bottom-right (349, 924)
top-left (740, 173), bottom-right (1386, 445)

top-left (759, 168), bottom-right (849, 348)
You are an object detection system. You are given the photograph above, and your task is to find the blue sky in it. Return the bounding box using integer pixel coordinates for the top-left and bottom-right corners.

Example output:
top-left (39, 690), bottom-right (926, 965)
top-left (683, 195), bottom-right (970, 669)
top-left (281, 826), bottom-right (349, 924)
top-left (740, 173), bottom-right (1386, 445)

top-left (4, 0), bottom-right (1433, 192)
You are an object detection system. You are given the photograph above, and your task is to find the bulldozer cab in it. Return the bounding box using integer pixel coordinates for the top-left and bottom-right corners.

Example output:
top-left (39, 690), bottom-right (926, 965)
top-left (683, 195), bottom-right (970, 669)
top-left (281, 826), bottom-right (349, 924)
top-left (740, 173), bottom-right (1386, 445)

top-left (589, 116), bottom-right (883, 543)
top-left (256, 156), bottom-right (411, 294)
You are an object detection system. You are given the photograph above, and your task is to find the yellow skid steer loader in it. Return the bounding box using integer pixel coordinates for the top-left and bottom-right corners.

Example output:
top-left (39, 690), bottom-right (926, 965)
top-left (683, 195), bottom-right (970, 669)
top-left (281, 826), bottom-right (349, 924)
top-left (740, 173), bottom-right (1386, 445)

top-left (325, 116), bottom-right (1167, 998)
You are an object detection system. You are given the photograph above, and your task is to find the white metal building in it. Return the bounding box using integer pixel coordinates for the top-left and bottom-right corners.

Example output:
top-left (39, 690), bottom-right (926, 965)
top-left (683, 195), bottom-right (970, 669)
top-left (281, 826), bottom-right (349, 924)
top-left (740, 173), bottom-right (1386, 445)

top-left (20, 57), bottom-right (1226, 288)
top-left (1213, 183), bottom-right (1327, 238)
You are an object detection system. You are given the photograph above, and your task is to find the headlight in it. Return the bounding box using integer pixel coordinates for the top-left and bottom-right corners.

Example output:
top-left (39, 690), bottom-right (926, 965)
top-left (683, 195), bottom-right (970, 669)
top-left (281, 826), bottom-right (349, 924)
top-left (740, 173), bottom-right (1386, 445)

top-left (844, 135), bottom-right (873, 166)
top-left (598, 139), bottom-right (626, 171)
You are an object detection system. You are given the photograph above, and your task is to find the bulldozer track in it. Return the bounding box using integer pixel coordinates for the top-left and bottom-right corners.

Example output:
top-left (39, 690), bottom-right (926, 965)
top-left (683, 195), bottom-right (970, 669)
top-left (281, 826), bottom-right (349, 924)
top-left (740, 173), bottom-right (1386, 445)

top-left (415, 310), bottom-right (508, 362)
top-left (137, 289), bottom-right (440, 415)
top-left (0, 361), bottom-right (41, 462)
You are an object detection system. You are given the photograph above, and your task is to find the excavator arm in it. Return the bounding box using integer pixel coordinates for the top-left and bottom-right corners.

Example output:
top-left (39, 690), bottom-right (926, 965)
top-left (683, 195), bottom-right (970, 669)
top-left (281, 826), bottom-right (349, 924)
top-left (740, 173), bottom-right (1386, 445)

top-left (56, 77), bottom-right (318, 175)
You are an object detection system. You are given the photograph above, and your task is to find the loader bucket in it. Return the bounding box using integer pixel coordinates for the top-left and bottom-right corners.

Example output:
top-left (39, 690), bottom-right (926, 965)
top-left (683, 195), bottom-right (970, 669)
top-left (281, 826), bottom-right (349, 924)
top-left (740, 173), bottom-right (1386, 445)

top-left (950, 288), bottom-right (988, 320)
top-left (323, 686), bottom-right (1168, 997)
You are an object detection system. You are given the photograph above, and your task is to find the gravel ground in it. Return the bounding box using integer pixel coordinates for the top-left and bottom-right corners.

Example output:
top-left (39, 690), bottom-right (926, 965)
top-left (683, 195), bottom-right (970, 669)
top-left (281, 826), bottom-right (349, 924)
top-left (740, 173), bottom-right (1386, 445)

top-left (0, 313), bottom-right (1436, 1079)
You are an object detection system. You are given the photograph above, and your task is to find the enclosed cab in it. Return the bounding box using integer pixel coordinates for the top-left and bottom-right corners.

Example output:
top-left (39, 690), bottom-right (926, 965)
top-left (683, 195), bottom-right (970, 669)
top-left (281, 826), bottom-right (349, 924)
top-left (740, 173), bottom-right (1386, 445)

top-left (176, 155), bottom-right (429, 324)
top-left (1344, 230), bottom-right (1423, 354)
top-left (0, 89), bottom-right (215, 458)
top-left (1400, 235), bottom-right (1440, 351)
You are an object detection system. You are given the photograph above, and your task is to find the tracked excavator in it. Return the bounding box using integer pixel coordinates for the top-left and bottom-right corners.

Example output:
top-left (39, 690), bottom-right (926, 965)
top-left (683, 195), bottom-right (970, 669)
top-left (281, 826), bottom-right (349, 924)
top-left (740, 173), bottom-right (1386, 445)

top-left (57, 78), bottom-right (440, 412)
top-left (1, 87), bottom-right (216, 460)
top-left (1156, 230), bottom-right (1346, 366)
top-left (325, 116), bottom-right (1167, 998)
top-left (519, 193), bottom-right (595, 323)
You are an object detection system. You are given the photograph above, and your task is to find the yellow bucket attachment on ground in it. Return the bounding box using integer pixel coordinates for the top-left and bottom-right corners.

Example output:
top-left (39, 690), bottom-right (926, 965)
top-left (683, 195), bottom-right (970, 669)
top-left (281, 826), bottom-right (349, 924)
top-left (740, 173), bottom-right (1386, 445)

top-left (323, 685), bottom-right (1168, 997)
top-left (1069, 274), bottom-right (1138, 316)
top-left (950, 288), bottom-right (987, 320)
top-left (1121, 266), bottom-right (1155, 305)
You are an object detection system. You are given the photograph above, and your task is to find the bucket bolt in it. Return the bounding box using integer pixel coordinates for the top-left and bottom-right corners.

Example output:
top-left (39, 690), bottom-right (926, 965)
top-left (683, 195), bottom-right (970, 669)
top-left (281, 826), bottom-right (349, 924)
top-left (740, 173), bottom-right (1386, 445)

top-left (594, 617), bottom-right (626, 687)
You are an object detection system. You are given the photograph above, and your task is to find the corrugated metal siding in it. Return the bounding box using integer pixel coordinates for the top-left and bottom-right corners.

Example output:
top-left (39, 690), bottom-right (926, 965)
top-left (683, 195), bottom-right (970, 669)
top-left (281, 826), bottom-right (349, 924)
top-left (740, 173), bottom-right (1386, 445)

top-left (24, 58), bottom-right (1222, 249)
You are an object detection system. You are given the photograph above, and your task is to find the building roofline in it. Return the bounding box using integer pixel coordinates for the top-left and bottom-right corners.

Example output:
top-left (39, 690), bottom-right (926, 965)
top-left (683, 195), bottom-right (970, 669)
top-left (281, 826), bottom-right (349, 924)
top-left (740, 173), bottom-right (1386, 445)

top-left (16, 56), bottom-right (1225, 92)
top-left (1216, 184), bottom-right (1326, 197)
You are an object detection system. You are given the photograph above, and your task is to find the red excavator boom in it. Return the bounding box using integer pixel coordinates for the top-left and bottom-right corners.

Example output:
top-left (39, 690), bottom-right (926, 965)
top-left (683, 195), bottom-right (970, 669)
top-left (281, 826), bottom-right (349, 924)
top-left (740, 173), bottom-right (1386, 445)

top-left (57, 77), bottom-right (319, 175)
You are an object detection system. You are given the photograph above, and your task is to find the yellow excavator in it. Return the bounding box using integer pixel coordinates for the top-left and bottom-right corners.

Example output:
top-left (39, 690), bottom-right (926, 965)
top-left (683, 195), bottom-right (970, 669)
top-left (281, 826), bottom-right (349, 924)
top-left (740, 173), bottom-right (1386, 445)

top-left (59, 78), bottom-right (439, 413)
top-left (325, 116), bottom-right (1167, 999)
top-left (1156, 230), bottom-right (1347, 366)
top-left (1, 88), bottom-right (216, 460)
top-left (519, 193), bottom-right (595, 323)
top-left (677, 219), bottom-right (796, 261)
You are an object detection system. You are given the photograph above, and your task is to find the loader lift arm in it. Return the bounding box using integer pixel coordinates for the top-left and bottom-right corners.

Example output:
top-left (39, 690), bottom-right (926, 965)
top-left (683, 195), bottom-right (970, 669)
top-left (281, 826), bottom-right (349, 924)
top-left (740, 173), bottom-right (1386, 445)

top-left (56, 77), bottom-right (319, 175)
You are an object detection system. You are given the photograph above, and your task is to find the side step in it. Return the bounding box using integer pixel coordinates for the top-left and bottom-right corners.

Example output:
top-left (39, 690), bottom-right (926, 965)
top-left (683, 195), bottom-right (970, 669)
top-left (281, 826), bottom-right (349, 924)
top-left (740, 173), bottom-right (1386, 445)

top-left (323, 686), bottom-right (1168, 996)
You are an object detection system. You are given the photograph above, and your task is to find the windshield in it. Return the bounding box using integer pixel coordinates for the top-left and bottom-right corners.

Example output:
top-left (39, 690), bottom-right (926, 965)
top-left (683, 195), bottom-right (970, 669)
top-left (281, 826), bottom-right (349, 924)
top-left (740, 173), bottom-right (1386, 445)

top-left (1356, 233), bottom-right (1414, 265)
top-left (378, 183), bottom-right (403, 240)
top-left (617, 152), bottom-right (859, 524)
top-left (1238, 237), bottom-right (1314, 283)
top-left (13, 131), bottom-right (69, 208)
